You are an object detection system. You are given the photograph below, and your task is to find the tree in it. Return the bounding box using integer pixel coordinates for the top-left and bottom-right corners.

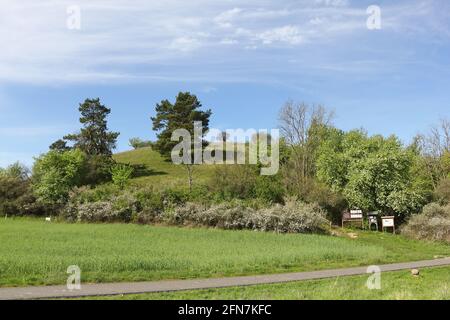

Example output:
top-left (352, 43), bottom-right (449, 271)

top-left (51, 98), bottom-right (120, 185)
top-left (317, 130), bottom-right (427, 218)
top-left (32, 149), bottom-right (87, 204)
top-left (129, 137), bottom-right (153, 149)
top-left (151, 92), bottom-right (212, 191)
top-left (415, 118), bottom-right (450, 187)
top-left (0, 162), bottom-right (29, 180)
top-left (49, 139), bottom-right (71, 152)
top-left (278, 101), bottom-right (334, 197)
top-left (0, 163), bottom-right (38, 217)
top-left (63, 98), bottom-right (120, 156)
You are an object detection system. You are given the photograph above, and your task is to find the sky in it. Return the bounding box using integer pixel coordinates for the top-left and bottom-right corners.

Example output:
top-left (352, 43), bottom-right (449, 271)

top-left (0, 0), bottom-right (449, 167)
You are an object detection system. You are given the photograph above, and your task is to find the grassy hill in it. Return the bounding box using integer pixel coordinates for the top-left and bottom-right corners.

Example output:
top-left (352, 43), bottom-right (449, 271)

top-left (113, 147), bottom-right (216, 189)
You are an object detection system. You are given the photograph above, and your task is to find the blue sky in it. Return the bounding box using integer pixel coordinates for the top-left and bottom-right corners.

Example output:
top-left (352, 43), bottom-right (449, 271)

top-left (0, 0), bottom-right (449, 167)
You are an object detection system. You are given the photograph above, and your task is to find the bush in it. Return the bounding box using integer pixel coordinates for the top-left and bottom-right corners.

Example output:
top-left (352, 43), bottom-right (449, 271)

top-left (165, 198), bottom-right (329, 233)
top-left (111, 163), bottom-right (134, 189)
top-left (0, 176), bottom-right (46, 216)
top-left (81, 155), bottom-right (115, 185)
top-left (209, 165), bottom-right (257, 200)
top-left (434, 178), bottom-right (450, 204)
top-left (402, 203), bottom-right (450, 243)
top-left (63, 192), bottom-right (138, 223)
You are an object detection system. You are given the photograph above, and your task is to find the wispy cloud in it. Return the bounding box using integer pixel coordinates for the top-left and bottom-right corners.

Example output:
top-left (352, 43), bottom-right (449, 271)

top-left (0, 0), bottom-right (448, 84)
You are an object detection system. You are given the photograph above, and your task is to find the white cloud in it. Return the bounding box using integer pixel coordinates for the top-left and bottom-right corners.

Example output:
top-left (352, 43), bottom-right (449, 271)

top-left (214, 8), bottom-right (242, 28)
top-left (0, 0), bottom-right (447, 85)
top-left (258, 25), bottom-right (304, 45)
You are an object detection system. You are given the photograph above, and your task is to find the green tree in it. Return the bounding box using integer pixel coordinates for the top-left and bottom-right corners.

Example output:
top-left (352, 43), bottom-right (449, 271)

top-left (49, 139), bottom-right (71, 152)
top-left (63, 98), bottom-right (120, 156)
top-left (51, 98), bottom-right (120, 185)
top-left (32, 149), bottom-right (87, 204)
top-left (111, 164), bottom-right (134, 190)
top-left (151, 92), bottom-right (212, 191)
top-left (129, 137), bottom-right (153, 149)
top-left (317, 130), bottom-right (427, 217)
top-left (0, 162), bottom-right (29, 180)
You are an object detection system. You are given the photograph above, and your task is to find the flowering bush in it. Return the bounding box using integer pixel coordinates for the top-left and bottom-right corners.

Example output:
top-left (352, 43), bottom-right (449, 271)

top-left (402, 203), bottom-right (450, 243)
top-left (166, 198), bottom-right (329, 234)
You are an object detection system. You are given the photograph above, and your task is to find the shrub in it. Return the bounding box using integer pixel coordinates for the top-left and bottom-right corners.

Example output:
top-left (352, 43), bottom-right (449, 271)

top-left (81, 155), bottom-right (115, 185)
top-left (0, 176), bottom-right (46, 216)
top-left (111, 163), bottom-right (134, 189)
top-left (254, 175), bottom-right (284, 204)
top-left (64, 192), bottom-right (138, 223)
top-left (165, 198), bottom-right (329, 234)
top-left (402, 203), bottom-right (450, 243)
top-left (209, 165), bottom-right (257, 200)
top-left (434, 178), bottom-right (450, 204)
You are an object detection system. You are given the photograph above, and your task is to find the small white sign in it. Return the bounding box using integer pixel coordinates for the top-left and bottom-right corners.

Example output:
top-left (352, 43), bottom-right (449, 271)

top-left (382, 218), bottom-right (394, 227)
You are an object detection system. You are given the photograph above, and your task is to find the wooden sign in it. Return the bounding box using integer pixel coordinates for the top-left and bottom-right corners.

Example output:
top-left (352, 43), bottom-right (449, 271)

top-left (342, 209), bottom-right (364, 229)
top-left (350, 209), bottom-right (363, 219)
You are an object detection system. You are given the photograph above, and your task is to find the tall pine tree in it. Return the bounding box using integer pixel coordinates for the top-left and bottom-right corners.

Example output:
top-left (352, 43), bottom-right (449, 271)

top-left (152, 92), bottom-right (212, 190)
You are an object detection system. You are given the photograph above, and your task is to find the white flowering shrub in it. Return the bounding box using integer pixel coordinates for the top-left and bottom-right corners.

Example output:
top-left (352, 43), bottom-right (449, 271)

top-left (402, 203), bottom-right (450, 243)
top-left (166, 198), bottom-right (329, 234)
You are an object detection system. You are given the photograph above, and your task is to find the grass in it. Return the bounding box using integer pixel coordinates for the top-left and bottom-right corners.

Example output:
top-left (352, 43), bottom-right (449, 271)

top-left (90, 266), bottom-right (450, 300)
top-left (113, 147), bottom-right (215, 187)
top-left (0, 218), bottom-right (448, 288)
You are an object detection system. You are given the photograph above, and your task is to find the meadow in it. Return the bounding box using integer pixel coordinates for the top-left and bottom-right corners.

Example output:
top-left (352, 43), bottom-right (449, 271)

top-left (1, 218), bottom-right (449, 287)
top-left (113, 147), bottom-right (216, 187)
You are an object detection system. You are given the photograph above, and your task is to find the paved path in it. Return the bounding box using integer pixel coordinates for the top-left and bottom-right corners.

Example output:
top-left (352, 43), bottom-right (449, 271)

top-left (1, 257), bottom-right (449, 300)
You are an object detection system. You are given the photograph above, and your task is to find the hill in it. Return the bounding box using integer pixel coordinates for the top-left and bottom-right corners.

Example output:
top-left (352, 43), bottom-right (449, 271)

top-left (113, 147), bottom-right (216, 189)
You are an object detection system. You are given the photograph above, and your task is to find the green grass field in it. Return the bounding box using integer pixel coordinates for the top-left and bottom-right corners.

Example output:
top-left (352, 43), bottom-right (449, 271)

top-left (1, 218), bottom-right (448, 288)
top-left (89, 266), bottom-right (450, 300)
top-left (114, 147), bottom-right (216, 187)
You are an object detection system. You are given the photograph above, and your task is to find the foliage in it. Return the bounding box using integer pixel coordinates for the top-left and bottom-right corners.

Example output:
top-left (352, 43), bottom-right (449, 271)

top-left (32, 149), bottom-right (87, 204)
top-left (317, 130), bottom-right (428, 217)
top-left (111, 163), bottom-right (134, 189)
top-left (151, 92), bottom-right (212, 191)
top-left (151, 92), bottom-right (212, 160)
top-left (209, 165), bottom-right (257, 200)
top-left (0, 162), bottom-right (30, 180)
top-left (278, 101), bottom-right (335, 196)
top-left (62, 98), bottom-right (120, 156)
top-left (402, 203), bottom-right (450, 243)
top-left (81, 154), bottom-right (115, 185)
top-left (434, 178), bottom-right (450, 204)
top-left (0, 176), bottom-right (44, 217)
top-left (129, 137), bottom-right (153, 149)
top-left (49, 139), bottom-right (71, 152)
top-left (166, 198), bottom-right (329, 234)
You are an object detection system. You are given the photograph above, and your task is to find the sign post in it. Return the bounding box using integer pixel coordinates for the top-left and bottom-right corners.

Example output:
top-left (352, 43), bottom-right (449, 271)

top-left (342, 209), bottom-right (364, 229)
top-left (381, 216), bottom-right (395, 233)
